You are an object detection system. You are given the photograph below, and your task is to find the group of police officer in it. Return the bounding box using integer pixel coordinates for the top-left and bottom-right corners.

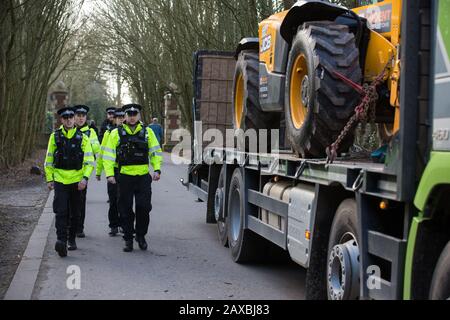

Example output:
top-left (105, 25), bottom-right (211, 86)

top-left (44, 104), bottom-right (163, 257)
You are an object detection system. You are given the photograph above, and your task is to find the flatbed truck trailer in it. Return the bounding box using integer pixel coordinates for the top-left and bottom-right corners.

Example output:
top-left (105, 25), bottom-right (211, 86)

top-left (185, 1), bottom-right (450, 300)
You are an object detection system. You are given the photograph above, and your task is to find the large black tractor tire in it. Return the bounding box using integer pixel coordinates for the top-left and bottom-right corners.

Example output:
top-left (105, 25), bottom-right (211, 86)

top-left (228, 168), bottom-right (266, 263)
top-left (285, 22), bottom-right (362, 158)
top-left (327, 199), bottom-right (361, 300)
top-left (430, 241), bottom-right (450, 300)
top-left (232, 50), bottom-right (279, 152)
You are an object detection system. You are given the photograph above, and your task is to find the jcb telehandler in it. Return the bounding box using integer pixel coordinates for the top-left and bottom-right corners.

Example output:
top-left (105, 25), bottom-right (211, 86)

top-left (233, 0), bottom-right (402, 158)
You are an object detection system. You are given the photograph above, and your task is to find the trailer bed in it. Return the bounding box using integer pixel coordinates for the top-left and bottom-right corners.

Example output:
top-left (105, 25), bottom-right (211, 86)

top-left (204, 147), bottom-right (398, 200)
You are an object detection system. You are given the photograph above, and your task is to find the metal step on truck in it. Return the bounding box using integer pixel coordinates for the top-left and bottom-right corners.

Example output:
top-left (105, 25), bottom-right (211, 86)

top-left (183, 1), bottom-right (450, 300)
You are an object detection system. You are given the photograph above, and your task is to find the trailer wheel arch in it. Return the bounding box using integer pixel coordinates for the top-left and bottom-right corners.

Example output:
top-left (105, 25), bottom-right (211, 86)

top-left (305, 184), bottom-right (353, 300)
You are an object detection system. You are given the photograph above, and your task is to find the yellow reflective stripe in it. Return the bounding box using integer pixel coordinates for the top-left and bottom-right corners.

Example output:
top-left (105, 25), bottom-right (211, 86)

top-left (102, 147), bottom-right (115, 154)
top-left (45, 162), bottom-right (54, 167)
top-left (149, 146), bottom-right (161, 153)
top-left (102, 155), bottom-right (116, 161)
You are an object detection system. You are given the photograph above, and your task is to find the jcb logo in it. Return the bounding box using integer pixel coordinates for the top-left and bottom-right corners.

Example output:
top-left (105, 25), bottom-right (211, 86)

top-left (66, 265), bottom-right (81, 290)
top-left (261, 36), bottom-right (272, 53)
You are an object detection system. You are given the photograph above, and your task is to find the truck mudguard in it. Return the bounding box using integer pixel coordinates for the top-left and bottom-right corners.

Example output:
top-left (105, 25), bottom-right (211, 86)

top-left (280, 0), bottom-right (348, 44)
top-left (235, 37), bottom-right (259, 59)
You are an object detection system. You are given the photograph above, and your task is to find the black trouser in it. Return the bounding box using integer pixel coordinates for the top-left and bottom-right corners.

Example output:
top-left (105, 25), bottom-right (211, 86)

top-left (53, 182), bottom-right (82, 242)
top-left (78, 187), bottom-right (88, 233)
top-left (118, 174), bottom-right (152, 241)
top-left (107, 169), bottom-right (120, 228)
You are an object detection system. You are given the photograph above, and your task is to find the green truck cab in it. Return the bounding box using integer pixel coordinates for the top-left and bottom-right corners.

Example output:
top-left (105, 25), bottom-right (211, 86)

top-left (405, 0), bottom-right (450, 300)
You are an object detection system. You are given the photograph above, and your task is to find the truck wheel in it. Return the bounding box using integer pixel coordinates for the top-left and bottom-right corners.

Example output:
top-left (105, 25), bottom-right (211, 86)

top-left (233, 50), bottom-right (278, 133)
top-left (228, 168), bottom-right (265, 263)
top-left (216, 168), bottom-right (228, 247)
top-left (327, 199), bottom-right (360, 300)
top-left (285, 22), bottom-right (362, 157)
top-left (430, 241), bottom-right (450, 300)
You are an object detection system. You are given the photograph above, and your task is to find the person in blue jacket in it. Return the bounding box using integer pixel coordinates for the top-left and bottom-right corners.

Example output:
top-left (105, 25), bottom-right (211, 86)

top-left (148, 118), bottom-right (163, 146)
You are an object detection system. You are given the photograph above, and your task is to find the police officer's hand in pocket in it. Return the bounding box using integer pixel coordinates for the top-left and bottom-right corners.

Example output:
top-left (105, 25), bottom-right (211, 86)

top-left (78, 179), bottom-right (88, 191)
top-left (107, 176), bottom-right (117, 185)
top-left (152, 172), bottom-right (161, 182)
top-left (47, 182), bottom-right (54, 191)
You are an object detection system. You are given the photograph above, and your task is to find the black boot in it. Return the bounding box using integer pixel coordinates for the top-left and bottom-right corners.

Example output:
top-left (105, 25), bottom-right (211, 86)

top-left (136, 236), bottom-right (148, 251)
top-left (123, 240), bottom-right (133, 252)
top-left (109, 227), bottom-right (119, 237)
top-left (68, 239), bottom-right (77, 251)
top-left (55, 240), bottom-right (68, 258)
top-left (77, 231), bottom-right (86, 238)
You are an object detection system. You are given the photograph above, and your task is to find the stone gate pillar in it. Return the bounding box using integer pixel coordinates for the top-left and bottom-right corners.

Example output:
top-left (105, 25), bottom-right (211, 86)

top-left (163, 92), bottom-right (182, 152)
top-left (163, 93), bottom-right (181, 152)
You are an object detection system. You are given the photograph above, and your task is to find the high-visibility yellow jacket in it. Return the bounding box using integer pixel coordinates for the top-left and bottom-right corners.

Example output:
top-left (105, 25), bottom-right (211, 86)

top-left (79, 125), bottom-right (100, 157)
top-left (44, 127), bottom-right (95, 184)
top-left (103, 123), bottom-right (163, 178)
top-left (96, 128), bottom-right (119, 176)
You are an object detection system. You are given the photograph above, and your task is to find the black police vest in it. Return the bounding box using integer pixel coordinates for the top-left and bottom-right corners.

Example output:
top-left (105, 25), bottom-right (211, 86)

top-left (54, 129), bottom-right (84, 170)
top-left (117, 127), bottom-right (149, 166)
top-left (82, 127), bottom-right (91, 138)
top-left (107, 125), bottom-right (117, 134)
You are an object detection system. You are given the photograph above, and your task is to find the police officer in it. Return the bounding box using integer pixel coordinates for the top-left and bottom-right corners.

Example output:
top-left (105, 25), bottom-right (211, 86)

top-left (103, 104), bottom-right (163, 252)
top-left (44, 107), bottom-right (95, 257)
top-left (96, 108), bottom-right (126, 236)
top-left (74, 105), bottom-right (101, 238)
top-left (99, 107), bottom-right (117, 143)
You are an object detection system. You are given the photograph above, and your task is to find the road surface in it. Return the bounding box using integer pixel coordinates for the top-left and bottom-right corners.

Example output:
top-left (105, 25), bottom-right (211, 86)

top-left (31, 154), bottom-right (306, 300)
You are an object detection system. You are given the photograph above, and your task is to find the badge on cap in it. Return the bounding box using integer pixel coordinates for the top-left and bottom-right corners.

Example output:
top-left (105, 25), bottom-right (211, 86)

top-left (122, 104), bottom-right (143, 113)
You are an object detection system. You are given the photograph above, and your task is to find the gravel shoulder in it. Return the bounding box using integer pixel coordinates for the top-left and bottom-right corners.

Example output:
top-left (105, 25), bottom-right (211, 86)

top-left (0, 149), bottom-right (49, 299)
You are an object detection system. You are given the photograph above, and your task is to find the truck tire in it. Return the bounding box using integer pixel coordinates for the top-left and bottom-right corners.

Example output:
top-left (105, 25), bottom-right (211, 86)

top-left (228, 168), bottom-right (265, 263)
top-left (232, 50), bottom-right (278, 135)
top-left (327, 199), bottom-right (361, 300)
top-left (216, 168), bottom-right (228, 247)
top-left (285, 22), bottom-right (362, 158)
top-left (430, 241), bottom-right (450, 300)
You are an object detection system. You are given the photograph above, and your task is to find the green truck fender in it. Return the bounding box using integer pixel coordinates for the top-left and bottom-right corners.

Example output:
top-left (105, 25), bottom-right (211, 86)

top-left (404, 152), bottom-right (450, 299)
top-left (414, 152), bottom-right (450, 213)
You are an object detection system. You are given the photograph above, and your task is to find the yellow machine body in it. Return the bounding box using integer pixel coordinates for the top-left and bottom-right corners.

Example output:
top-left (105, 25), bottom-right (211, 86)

top-left (258, 11), bottom-right (288, 73)
top-left (353, 0), bottom-right (403, 132)
top-left (256, 0), bottom-right (403, 133)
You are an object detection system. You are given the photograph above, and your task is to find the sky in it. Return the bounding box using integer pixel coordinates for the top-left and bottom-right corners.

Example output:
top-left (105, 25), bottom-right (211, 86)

top-left (81, 0), bottom-right (132, 105)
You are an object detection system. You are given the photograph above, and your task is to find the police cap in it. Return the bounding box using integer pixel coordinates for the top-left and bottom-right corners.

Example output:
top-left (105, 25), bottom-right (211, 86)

top-left (122, 104), bottom-right (142, 114)
top-left (74, 105), bottom-right (90, 114)
top-left (114, 108), bottom-right (126, 117)
top-left (57, 107), bottom-right (75, 117)
top-left (106, 107), bottom-right (116, 114)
